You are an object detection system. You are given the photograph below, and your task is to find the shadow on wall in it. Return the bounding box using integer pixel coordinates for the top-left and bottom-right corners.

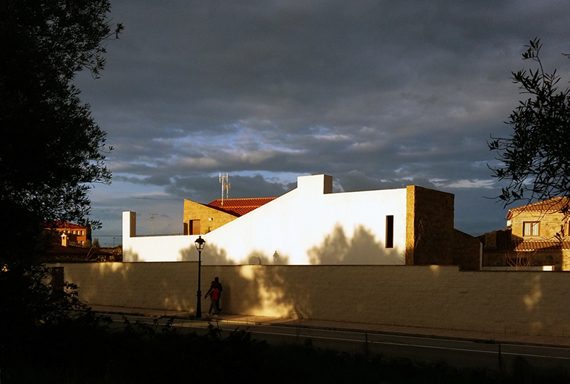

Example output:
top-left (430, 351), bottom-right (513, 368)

top-left (65, 261), bottom-right (303, 318)
top-left (177, 224), bottom-right (400, 266)
top-left (308, 224), bottom-right (403, 265)
top-left (241, 250), bottom-right (291, 265)
top-left (63, 260), bottom-right (570, 335)
top-left (216, 266), bottom-right (302, 318)
top-left (65, 262), bottom-right (197, 313)
top-left (181, 242), bottom-right (292, 266)
top-left (522, 274), bottom-right (546, 335)
top-left (481, 232), bottom-right (564, 270)
top-left (122, 248), bottom-right (140, 262)
top-left (518, 273), bottom-right (546, 335)
top-left (179, 243), bottom-right (235, 265)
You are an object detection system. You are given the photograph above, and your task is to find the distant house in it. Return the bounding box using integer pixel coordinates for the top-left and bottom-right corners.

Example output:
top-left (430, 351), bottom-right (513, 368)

top-left (42, 221), bottom-right (121, 262)
top-left (183, 197), bottom-right (276, 235)
top-left (123, 174), bottom-right (481, 268)
top-left (507, 197), bottom-right (570, 241)
top-left (45, 221), bottom-right (90, 247)
top-left (481, 197), bottom-right (570, 271)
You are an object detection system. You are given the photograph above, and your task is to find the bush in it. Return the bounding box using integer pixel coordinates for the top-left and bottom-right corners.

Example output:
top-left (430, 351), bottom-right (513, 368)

top-left (1, 318), bottom-right (568, 384)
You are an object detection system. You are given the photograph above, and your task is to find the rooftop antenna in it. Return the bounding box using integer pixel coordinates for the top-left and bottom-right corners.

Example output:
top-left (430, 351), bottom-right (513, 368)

top-left (219, 172), bottom-right (230, 206)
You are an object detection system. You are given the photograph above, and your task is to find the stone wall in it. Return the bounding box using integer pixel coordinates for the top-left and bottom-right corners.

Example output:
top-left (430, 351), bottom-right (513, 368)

top-left (452, 229), bottom-right (482, 270)
top-left (57, 262), bottom-right (570, 338)
top-left (510, 209), bottom-right (568, 239)
top-left (406, 186), bottom-right (455, 265)
top-left (564, 250), bottom-right (570, 271)
top-left (183, 198), bottom-right (237, 235)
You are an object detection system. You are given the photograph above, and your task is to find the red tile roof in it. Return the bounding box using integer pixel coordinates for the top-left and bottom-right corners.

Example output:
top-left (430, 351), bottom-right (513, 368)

top-left (45, 221), bottom-right (87, 230)
top-left (507, 196), bottom-right (569, 219)
top-left (513, 240), bottom-right (570, 251)
top-left (207, 197), bottom-right (276, 216)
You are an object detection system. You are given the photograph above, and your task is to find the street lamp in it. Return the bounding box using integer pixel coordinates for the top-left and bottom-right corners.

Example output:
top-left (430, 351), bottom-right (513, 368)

top-left (194, 235), bottom-right (206, 319)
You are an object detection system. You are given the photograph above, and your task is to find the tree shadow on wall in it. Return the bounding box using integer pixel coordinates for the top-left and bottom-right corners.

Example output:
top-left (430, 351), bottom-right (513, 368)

top-left (175, 250), bottom-right (301, 318)
top-left (67, 226), bottom-right (402, 319)
top-left (241, 250), bottom-right (291, 265)
top-left (122, 248), bottom-right (139, 262)
top-left (221, 265), bottom-right (311, 319)
top-left (308, 224), bottom-right (403, 265)
top-left (180, 243), bottom-right (291, 266)
top-left (179, 243), bottom-right (235, 265)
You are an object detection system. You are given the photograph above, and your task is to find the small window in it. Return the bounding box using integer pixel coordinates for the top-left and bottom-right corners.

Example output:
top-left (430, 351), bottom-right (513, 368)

top-left (523, 221), bottom-right (539, 237)
top-left (385, 215), bottom-right (394, 248)
top-left (190, 219), bottom-right (201, 235)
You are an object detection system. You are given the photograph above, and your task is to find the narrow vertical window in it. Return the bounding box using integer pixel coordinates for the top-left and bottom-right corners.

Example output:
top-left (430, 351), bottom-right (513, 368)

top-left (190, 219), bottom-right (201, 235)
top-left (385, 215), bottom-right (394, 248)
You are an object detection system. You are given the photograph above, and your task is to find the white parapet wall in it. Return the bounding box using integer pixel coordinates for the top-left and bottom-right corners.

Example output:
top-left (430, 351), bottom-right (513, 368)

top-left (123, 174), bottom-right (407, 264)
top-left (122, 211), bottom-right (203, 262)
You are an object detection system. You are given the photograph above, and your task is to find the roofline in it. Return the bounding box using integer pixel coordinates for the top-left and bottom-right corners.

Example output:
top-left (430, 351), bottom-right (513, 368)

top-left (207, 196), bottom-right (276, 203)
top-left (506, 196), bottom-right (569, 219)
top-left (203, 203), bottom-right (240, 217)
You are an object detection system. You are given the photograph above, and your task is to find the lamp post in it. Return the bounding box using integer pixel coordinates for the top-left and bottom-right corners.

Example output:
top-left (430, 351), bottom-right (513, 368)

top-left (194, 235), bottom-right (205, 319)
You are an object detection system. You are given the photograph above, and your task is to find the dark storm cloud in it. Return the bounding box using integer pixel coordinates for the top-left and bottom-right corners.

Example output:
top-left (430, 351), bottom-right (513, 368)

top-left (78, 0), bottom-right (570, 240)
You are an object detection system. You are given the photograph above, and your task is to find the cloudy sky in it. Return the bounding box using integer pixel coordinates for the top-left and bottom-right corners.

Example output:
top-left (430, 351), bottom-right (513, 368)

top-left (76, 0), bottom-right (570, 245)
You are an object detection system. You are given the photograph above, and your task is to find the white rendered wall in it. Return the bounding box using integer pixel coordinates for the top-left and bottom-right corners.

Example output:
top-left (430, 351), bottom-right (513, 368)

top-left (123, 174), bottom-right (407, 264)
top-left (122, 211), bottom-right (203, 262)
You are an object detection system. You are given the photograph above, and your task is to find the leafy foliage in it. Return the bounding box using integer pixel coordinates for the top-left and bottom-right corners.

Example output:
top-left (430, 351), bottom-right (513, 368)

top-left (489, 38), bottom-right (570, 212)
top-left (3, 320), bottom-right (568, 383)
top-left (0, 265), bottom-right (88, 335)
top-left (0, 0), bottom-right (116, 227)
top-left (0, 0), bottom-right (120, 333)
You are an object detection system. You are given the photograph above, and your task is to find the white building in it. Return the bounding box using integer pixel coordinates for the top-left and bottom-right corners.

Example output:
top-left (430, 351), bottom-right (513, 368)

top-left (122, 174), bottom-right (480, 267)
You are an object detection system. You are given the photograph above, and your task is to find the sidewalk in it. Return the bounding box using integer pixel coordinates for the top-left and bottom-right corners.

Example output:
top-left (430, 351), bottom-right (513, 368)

top-left (90, 305), bottom-right (570, 348)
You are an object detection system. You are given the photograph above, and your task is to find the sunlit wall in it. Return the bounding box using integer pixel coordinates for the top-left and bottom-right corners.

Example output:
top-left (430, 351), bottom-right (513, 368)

top-left (123, 174), bottom-right (407, 264)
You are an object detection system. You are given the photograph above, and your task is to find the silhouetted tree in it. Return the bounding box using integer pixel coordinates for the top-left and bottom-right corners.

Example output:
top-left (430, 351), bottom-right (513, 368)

top-left (0, 0), bottom-right (121, 332)
top-left (489, 38), bottom-right (570, 213)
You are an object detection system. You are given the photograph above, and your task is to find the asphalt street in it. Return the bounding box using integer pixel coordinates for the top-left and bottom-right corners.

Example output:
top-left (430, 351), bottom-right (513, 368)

top-left (100, 311), bottom-right (570, 374)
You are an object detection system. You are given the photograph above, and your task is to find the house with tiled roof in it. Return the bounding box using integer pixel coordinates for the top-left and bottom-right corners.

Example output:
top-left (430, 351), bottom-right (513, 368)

top-left (481, 196), bottom-right (570, 270)
top-left (207, 197), bottom-right (276, 217)
top-left (124, 174), bottom-right (481, 268)
top-left (183, 197), bottom-right (276, 235)
top-left (45, 221), bottom-right (91, 247)
top-left (507, 196), bottom-right (570, 232)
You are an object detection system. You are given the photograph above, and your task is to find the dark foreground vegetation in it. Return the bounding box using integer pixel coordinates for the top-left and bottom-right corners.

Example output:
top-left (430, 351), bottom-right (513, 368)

top-left (2, 1), bottom-right (569, 381)
top-left (1, 313), bottom-right (569, 384)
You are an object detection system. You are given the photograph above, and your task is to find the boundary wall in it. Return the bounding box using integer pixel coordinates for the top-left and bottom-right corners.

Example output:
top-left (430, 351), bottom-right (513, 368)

top-left (55, 263), bottom-right (570, 338)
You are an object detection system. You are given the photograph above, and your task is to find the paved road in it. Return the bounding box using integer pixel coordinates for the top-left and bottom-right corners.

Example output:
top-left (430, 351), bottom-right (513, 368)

top-left (101, 312), bottom-right (570, 374)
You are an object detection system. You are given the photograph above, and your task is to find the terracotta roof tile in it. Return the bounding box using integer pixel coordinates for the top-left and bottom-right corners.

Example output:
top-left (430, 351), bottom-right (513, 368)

top-left (512, 240), bottom-right (570, 251)
top-left (45, 221), bottom-right (87, 230)
top-left (507, 196), bottom-right (570, 219)
top-left (207, 197), bottom-right (276, 216)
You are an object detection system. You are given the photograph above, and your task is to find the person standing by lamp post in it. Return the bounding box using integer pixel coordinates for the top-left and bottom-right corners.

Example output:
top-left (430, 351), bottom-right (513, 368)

top-left (205, 276), bottom-right (223, 316)
top-left (194, 236), bottom-right (205, 319)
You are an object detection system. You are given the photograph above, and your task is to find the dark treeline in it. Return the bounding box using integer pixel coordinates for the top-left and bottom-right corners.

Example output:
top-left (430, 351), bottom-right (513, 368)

top-left (1, 314), bottom-right (568, 384)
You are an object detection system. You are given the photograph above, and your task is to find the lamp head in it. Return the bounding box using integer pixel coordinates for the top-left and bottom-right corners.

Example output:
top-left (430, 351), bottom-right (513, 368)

top-left (194, 235), bottom-right (206, 251)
